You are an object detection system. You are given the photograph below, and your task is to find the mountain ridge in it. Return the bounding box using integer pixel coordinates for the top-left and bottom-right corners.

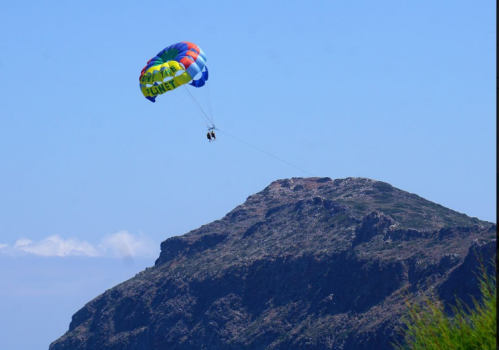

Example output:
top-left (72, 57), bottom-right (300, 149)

top-left (50, 177), bottom-right (496, 350)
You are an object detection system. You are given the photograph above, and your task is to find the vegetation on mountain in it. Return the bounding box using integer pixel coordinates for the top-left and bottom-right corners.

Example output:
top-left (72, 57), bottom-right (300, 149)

top-left (395, 259), bottom-right (496, 350)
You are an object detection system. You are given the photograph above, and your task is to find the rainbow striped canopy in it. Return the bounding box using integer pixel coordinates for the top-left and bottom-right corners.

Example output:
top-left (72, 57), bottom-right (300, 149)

top-left (139, 42), bottom-right (208, 102)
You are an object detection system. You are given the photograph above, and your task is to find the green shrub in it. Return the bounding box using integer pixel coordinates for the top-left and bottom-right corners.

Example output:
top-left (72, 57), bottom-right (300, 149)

top-left (394, 261), bottom-right (496, 350)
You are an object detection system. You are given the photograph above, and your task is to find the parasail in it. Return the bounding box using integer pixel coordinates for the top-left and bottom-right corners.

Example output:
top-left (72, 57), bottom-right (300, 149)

top-left (139, 42), bottom-right (209, 103)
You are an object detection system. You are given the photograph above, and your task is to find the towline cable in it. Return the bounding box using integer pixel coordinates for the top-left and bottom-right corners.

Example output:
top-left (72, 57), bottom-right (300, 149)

top-left (215, 128), bottom-right (316, 177)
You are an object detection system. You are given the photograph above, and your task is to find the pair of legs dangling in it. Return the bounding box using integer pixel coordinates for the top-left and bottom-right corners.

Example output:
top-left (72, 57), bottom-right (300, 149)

top-left (207, 130), bottom-right (216, 142)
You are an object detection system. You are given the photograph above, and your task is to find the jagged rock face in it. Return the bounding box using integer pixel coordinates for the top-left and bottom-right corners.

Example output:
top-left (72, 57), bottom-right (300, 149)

top-left (50, 177), bottom-right (496, 350)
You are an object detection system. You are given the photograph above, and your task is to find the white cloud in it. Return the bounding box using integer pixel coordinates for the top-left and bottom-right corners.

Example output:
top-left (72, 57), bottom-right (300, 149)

top-left (13, 238), bottom-right (33, 248)
top-left (0, 232), bottom-right (158, 258)
top-left (99, 231), bottom-right (157, 259)
top-left (13, 235), bottom-right (99, 257)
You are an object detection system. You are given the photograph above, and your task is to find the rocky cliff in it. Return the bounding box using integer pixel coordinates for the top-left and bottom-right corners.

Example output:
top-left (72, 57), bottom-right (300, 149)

top-left (50, 177), bottom-right (496, 350)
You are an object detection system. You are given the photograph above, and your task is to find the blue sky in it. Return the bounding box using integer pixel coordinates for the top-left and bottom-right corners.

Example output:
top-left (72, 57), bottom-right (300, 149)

top-left (0, 1), bottom-right (495, 349)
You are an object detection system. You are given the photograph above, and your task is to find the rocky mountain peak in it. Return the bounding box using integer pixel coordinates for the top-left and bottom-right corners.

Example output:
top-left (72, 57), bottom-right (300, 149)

top-left (50, 177), bottom-right (496, 350)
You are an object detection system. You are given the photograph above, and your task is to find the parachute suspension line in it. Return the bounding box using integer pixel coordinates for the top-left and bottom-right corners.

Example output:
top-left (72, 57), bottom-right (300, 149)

top-left (216, 129), bottom-right (316, 177)
top-left (178, 87), bottom-right (210, 128)
top-left (191, 84), bottom-right (213, 125)
top-left (183, 85), bottom-right (215, 128)
top-left (205, 83), bottom-right (214, 123)
top-left (156, 95), bottom-right (211, 128)
top-left (185, 92), bottom-right (211, 128)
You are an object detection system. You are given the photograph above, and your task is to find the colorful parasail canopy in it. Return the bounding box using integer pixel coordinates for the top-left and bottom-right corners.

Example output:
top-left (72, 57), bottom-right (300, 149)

top-left (139, 42), bottom-right (208, 103)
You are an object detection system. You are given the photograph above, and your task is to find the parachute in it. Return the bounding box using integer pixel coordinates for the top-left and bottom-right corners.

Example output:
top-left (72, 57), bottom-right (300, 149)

top-left (139, 42), bottom-right (208, 103)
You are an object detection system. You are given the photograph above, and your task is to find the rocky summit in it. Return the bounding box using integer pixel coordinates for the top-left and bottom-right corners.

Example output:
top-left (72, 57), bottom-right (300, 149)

top-left (50, 177), bottom-right (496, 350)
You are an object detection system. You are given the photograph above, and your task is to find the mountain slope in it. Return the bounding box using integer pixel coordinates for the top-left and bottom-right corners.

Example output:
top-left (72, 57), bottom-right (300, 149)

top-left (50, 177), bottom-right (496, 350)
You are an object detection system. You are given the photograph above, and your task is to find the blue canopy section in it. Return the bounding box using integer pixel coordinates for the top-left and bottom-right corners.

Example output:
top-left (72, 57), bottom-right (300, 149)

top-left (189, 66), bottom-right (209, 88)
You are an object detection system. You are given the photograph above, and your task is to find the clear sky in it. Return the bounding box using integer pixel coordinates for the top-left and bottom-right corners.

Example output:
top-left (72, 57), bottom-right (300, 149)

top-left (0, 1), bottom-right (495, 349)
